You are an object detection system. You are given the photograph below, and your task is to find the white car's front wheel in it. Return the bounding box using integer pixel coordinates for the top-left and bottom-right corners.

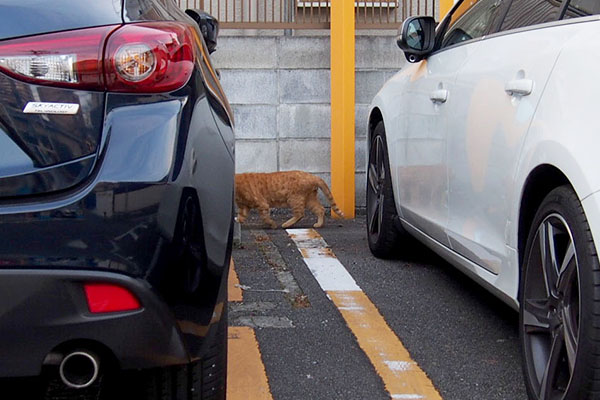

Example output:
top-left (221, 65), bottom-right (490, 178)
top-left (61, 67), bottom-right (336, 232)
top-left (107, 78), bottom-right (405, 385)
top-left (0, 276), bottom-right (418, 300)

top-left (521, 186), bottom-right (600, 400)
top-left (366, 122), bottom-right (407, 258)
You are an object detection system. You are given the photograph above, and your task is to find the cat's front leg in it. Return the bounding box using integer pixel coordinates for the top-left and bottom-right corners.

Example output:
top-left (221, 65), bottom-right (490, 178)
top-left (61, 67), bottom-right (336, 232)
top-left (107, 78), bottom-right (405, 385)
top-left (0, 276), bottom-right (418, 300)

top-left (237, 206), bottom-right (249, 223)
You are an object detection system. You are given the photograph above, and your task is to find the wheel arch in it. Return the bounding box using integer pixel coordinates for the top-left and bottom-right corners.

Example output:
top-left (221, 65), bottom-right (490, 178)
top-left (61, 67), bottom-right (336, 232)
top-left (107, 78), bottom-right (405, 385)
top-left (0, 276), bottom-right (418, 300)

top-left (518, 164), bottom-right (570, 270)
top-left (368, 107), bottom-right (384, 144)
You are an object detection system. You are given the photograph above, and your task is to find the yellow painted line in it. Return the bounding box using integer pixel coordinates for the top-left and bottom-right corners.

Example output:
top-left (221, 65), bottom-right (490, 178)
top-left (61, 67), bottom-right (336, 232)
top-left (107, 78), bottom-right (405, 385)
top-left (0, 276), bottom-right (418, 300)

top-left (227, 327), bottom-right (274, 400)
top-left (287, 229), bottom-right (442, 400)
top-left (228, 259), bottom-right (243, 302)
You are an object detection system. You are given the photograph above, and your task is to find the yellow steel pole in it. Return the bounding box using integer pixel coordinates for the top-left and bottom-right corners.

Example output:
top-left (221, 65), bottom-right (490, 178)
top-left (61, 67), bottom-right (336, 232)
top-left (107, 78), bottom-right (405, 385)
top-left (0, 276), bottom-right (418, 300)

top-left (439, 0), bottom-right (454, 18)
top-left (330, 0), bottom-right (355, 218)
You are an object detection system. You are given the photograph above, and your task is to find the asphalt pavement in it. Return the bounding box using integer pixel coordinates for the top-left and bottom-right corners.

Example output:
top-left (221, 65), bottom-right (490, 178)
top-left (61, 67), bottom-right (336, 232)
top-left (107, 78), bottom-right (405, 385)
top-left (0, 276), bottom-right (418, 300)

top-left (230, 212), bottom-right (527, 400)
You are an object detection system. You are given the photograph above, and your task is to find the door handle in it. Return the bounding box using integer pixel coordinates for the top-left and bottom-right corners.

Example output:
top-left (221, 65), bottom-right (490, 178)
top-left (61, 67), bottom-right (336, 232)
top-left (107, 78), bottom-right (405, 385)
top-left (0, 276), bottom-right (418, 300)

top-left (430, 89), bottom-right (448, 103)
top-left (505, 79), bottom-right (533, 96)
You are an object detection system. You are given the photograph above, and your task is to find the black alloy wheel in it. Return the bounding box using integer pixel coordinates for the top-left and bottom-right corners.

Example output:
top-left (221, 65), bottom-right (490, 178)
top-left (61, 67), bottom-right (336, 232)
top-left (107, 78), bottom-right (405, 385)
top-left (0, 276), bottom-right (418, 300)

top-left (521, 186), bottom-right (600, 400)
top-left (366, 122), bottom-right (404, 258)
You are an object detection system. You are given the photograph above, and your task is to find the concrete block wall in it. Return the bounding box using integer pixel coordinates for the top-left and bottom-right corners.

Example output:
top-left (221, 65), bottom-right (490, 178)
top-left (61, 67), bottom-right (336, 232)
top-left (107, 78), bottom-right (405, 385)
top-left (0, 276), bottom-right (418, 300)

top-left (212, 32), bottom-right (405, 208)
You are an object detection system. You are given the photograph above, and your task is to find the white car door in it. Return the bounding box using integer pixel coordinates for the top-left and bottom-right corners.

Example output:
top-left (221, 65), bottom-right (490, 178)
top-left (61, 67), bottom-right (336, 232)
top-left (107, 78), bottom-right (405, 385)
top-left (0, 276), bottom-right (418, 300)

top-left (445, 0), bottom-right (578, 275)
top-left (392, 50), bottom-right (460, 246)
top-left (394, 0), bottom-right (506, 246)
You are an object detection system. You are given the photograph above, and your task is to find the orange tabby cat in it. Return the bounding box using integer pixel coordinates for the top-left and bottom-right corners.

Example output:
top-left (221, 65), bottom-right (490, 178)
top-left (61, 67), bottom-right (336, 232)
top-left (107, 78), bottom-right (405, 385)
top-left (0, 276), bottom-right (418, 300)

top-left (235, 171), bottom-right (344, 229)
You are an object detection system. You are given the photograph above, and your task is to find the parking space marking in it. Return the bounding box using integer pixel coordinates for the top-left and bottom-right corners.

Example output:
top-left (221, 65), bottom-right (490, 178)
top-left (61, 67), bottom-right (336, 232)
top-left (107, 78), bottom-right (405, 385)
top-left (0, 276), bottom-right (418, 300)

top-left (287, 229), bottom-right (442, 400)
top-left (228, 259), bottom-right (243, 302)
top-left (227, 326), bottom-right (274, 400)
top-left (228, 259), bottom-right (274, 400)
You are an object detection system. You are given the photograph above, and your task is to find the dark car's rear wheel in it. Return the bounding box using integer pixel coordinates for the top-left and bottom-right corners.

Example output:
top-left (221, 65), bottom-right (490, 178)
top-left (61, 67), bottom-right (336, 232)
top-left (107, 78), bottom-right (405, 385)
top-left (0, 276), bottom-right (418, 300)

top-left (520, 186), bottom-right (600, 400)
top-left (110, 303), bottom-right (228, 400)
top-left (366, 122), bottom-right (407, 258)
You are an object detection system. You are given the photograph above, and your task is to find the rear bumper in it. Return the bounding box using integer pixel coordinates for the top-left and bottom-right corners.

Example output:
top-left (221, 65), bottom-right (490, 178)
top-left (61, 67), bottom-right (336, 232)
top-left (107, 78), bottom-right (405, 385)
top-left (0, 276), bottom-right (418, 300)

top-left (0, 84), bottom-right (234, 378)
top-left (0, 269), bottom-right (189, 378)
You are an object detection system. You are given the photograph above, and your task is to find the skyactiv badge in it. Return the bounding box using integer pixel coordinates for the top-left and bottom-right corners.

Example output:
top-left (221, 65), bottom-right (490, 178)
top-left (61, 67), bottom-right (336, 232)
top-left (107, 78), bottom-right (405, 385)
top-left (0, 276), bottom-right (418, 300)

top-left (23, 102), bottom-right (80, 115)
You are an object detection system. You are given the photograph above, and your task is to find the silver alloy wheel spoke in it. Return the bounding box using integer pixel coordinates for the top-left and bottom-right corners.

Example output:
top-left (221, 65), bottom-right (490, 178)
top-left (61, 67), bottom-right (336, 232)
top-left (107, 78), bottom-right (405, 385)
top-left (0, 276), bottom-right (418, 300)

top-left (523, 298), bottom-right (551, 333)
top-left (540, 333), bottom-right (565, 400)
top-left (541, 221), bottom-right (560, 297)
top-left (368, 197), bottom-right (380, 234)
top-left (368, 164), bottom-right (378, 194)
top-left (557, 241), bottom-right (576, 294)
top-left (563, 307), bottom-right (578, 374)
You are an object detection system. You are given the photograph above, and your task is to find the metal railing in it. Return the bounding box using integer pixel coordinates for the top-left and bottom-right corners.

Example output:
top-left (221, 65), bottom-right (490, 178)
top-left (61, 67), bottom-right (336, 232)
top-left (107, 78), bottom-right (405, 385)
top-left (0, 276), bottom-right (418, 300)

top-left (177, 0), bottom-right (438, 29)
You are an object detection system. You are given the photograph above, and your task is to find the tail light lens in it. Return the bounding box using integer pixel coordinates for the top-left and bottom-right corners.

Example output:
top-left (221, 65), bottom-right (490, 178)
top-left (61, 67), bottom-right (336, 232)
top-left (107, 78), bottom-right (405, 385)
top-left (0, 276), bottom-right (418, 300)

top-left (0, 26), bottom-right (114, 90)
top-left (0, 22), bottom-right (196, 93)
top-left (84, 283), bottom-right (141, 313)
top-left (105, 22), bottom-right (195, 93)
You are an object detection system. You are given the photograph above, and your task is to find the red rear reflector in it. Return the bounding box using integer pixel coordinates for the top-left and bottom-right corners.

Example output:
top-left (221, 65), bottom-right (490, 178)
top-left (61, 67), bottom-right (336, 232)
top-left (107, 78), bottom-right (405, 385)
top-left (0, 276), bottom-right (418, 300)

top-left (84, 283), bottom-right (141, 313)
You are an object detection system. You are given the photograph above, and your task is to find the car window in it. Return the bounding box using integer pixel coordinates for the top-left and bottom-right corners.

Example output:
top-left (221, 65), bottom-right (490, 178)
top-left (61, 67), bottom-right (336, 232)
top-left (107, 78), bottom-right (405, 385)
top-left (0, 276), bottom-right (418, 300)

top-left (441, 0), bottom-right (507, 48)
top-left (498, 0), bottom-right (562, 32)
top-left (563, 0), bottom-right (600, 19)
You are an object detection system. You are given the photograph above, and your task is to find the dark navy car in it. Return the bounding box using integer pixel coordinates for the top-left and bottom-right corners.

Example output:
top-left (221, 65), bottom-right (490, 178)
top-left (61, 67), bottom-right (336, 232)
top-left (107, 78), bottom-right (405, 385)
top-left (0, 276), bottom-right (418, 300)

top-left (0, 0), bottom-right (234, 399)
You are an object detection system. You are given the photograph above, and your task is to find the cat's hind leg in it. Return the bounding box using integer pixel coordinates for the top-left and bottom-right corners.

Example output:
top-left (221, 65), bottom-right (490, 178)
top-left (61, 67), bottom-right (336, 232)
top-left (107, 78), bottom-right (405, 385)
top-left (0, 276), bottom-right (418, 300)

top-left (258, 204), bottom-right (277, 229)
top-left (282, 196), bottom-right (305, 228)
top-left (307, 192), bottom-right (325, 228)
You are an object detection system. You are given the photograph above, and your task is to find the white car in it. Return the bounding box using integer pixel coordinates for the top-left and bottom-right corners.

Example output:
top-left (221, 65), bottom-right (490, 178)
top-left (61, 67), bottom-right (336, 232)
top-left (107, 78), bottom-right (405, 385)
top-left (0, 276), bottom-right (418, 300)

top-left (367, 1), bottom-right (600, 399)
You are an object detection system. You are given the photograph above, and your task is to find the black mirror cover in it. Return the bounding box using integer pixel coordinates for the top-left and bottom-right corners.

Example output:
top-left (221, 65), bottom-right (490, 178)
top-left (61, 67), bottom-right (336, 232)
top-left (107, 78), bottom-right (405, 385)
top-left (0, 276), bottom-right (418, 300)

top-left (185, 9), bottom-right (219, 54)
top-left (396, 16), bottom-right (436, 62)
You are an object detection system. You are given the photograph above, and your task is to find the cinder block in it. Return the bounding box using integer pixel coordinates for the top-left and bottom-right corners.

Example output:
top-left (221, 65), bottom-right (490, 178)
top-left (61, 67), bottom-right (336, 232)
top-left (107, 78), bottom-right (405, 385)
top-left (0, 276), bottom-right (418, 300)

top-left (233, 105), bottom-right (278, 139)
top-left (278, 37), bottom-right (330, 69)
top-left (212, 37), bottom-right (277, 69)
top-left (355, 137), bottom-right (367, 172)
top-left (278, 104), bottom-right (331, 138)
top-left (279, 70), bottom-right (330, 104)
top-left (219, 70), bottom-right (278, 105)
top-left (279, 139), bottom-right (330, 172)
top-left (355, 172), bottom-right (367, 208)
top-left (356, 36), bottom-right (406, 70)
top-left (356, 70), bottom-right (386, 105)
top-left (235, 140), bottom-right (278, 172)
top-left (355, 104), bottom-right (370, 138)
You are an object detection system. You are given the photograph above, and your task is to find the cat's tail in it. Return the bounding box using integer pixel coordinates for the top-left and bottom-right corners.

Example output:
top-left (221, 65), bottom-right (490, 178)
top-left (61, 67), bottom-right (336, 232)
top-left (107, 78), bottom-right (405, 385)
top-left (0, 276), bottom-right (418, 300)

top-left (315, 178), bottom-right (345, 218)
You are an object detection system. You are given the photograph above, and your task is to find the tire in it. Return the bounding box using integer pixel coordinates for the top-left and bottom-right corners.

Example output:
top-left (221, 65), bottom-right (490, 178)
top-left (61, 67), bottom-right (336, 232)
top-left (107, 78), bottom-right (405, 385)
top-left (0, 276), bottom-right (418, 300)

top-left (190, 303), bottom-right (227, 400)
top-left (366, 122), bottom-right (406, 258)
top-left (520, 185), bottom-right (600, 400)
top-left (108, 304), bottom-right (228, 400)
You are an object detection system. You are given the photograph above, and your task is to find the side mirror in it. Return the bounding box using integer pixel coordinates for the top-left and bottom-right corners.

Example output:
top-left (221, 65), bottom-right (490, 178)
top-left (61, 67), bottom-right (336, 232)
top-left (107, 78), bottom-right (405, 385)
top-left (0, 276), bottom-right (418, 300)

top-left (396, 16), bottom-right (436, 63)
top-left (185, 9), bottom-right (219, 54)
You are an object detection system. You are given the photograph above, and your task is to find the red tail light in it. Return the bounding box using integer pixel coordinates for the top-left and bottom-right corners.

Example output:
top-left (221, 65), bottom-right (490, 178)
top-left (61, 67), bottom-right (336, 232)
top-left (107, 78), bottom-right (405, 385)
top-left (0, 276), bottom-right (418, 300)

top-left (0, 22), bottom-right (196, 93)
top-left (84, 283), bottom-right (141, 313)
top-left (105, 22), bottom-right (195, 93)
top-left (0, 26), bottom-right (115, 90)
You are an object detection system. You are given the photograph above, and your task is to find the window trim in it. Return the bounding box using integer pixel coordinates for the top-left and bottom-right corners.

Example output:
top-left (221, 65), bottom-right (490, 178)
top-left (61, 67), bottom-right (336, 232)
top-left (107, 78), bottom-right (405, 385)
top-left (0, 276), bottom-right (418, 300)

top-left (427, 12), bottom-right (600, 59)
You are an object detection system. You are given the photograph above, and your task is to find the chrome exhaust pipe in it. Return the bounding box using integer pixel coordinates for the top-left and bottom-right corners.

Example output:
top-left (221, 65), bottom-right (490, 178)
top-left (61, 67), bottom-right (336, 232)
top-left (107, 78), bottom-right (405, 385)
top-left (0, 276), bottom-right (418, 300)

top-left (58, 350), bottom-right (100, 389)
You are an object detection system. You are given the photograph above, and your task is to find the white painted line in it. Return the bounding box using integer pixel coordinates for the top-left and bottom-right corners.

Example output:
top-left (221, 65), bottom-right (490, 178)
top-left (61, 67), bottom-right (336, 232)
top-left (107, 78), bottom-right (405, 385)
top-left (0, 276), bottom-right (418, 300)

top-left (288, 228), bottom-right (361, 292)
top-left (302, 257), bottom-right (361, 292)
top-left (287, 228), bottom-right (443, 400)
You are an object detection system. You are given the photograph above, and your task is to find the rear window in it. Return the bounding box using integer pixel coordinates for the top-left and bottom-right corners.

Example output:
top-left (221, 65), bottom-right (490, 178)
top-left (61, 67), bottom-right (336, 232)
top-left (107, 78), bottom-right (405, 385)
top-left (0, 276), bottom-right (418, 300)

top-left (0, 0), bottom-right (122, 41)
